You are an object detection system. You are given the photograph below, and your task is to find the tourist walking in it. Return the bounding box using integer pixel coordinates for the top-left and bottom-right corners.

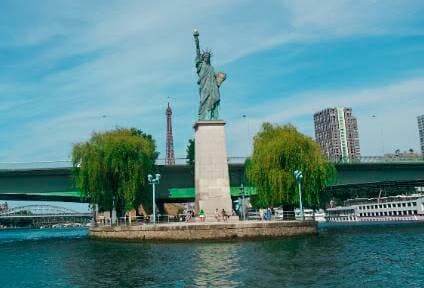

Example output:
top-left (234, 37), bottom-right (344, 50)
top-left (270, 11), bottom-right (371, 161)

top-left (215, 208), bottom-right (220, 222)
top-left (185, 210), bottom-right (192, 222)
top-left (222, 209), bottom-right (229, 221)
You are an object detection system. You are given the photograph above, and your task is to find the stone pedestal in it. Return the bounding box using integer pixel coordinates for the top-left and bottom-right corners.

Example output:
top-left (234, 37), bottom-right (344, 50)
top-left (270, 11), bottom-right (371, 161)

top-left (194, 120), bottom-right (233, 221)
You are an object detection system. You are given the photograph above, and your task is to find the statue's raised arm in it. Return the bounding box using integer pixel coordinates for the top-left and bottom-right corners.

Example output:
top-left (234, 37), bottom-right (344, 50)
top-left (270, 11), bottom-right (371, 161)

top-left (193, 29), bottom-right (201, 64)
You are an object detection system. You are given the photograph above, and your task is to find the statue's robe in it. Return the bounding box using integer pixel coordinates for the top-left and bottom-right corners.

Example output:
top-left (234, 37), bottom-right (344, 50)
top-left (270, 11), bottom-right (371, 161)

top-left (196, 58), bottom-right (220, 120)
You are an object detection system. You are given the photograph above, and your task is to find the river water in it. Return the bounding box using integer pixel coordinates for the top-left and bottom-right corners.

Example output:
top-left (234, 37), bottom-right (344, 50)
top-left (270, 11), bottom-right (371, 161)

top-left (0, 223), bottom-right (423, 288)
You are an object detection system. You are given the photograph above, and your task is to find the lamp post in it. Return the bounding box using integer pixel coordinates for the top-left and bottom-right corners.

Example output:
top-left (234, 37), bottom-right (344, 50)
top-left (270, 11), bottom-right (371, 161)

top-left (148, 173), bottom-right (161, 224)
top-left (111, 195), bottom-right (116, 225)
top-left (242, 114), bottom-right (251, 156)
top-left (371, 115), bottom-right (384, 157)
top-left (240, 183), bottom-right (246, 221)
top-left (294, 170), bottom-right (304, 221)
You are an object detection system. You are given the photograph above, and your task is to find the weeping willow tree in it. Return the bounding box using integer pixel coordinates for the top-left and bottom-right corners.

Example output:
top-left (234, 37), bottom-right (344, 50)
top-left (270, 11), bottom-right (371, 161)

top-left (246, 123), bottom-right (335, 208)
top-left (72, 128), bottom-right (158, 216)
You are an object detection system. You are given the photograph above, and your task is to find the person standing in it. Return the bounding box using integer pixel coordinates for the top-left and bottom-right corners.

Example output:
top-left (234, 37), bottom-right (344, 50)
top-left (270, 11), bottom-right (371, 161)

top-left (214, 208), bottom-right (220, 222)
top-left (199, 209), bottom-right (206, 222)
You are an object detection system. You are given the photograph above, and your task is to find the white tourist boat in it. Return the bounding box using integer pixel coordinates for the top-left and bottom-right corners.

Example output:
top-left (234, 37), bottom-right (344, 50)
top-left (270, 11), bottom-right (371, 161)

top-left (326, 194), bottom-right (424, 223)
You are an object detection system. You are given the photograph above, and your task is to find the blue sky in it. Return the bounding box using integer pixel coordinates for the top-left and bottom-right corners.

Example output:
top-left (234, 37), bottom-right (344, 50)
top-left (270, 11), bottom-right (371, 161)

top-left (0, 0), bottom-right (423, 162)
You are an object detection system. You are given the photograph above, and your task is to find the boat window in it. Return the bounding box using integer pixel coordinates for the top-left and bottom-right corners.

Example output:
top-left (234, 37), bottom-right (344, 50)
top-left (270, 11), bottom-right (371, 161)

top-left (407, 202), bottom-right (411, 207)
top-left (402, 203), bottom-right (406, 207)
top-left (389, 211), bottom-right (392, 216)
top-left (414, 210), bottom-right (418, 214)
top-left (383, 204), bottom-right (387, 208)
top-left (384, 212), bottom-right (387, 216)
top-left (379, 205), bottom-right (382, 208)
top-left (413, 202), bottom-right (417, 206)
top-left (367, 205), bottom-right (370, 209)
top-left (397, 203), bottom-right (401, 207)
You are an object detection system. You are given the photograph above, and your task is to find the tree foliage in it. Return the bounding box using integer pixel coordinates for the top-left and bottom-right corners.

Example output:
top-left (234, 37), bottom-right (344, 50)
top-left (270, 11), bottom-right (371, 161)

top-left (186, 138), bottom-right (195, 174)
top-left (72, 128), bottom-right (158, 214)
top-left (246, 123), bottom-right (335, 208)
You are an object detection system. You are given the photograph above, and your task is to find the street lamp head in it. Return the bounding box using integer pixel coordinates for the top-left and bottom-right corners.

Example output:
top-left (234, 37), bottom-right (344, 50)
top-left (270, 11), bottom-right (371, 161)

top-left (294, 170), bottom-right (303, 181)
top-left (155, 174), bottom-right (161, 181)
top-left (148, 174), bottom-right (153, 182)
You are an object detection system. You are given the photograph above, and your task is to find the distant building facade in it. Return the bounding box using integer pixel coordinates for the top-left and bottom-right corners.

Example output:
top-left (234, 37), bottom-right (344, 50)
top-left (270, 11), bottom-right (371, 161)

top-left (314, 107), bottom-right (360, 162)
top-left (418, 115), bottom-right (424, 155)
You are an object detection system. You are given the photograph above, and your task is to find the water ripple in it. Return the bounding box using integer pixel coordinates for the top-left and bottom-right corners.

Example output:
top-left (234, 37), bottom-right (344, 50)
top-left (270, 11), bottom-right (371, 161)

top-left (0, 224), bottom-right (423, 287)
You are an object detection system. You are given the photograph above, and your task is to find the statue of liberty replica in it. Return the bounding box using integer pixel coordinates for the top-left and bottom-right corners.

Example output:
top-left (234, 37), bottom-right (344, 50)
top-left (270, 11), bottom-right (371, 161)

top-left (193, 29), bottom-right (226, 120)
top-left (192, 29), bottom-right (233, 221)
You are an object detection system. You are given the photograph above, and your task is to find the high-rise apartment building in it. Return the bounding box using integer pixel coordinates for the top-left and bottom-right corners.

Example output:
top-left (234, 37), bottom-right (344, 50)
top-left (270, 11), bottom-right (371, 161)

top-left (418, 115), bottom-right (424, 155)
top-left (314, 107), bottom-right (360, 162)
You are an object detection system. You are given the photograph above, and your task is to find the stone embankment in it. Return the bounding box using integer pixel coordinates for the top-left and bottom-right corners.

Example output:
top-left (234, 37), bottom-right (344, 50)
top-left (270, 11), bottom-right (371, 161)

top-left (89, 220), bottom-right (317, 241)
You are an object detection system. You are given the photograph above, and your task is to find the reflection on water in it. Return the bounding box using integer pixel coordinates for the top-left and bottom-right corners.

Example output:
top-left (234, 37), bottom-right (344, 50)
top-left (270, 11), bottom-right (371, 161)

top-left (192, 244), bottom-right (242, 287)
top-left (0, 223), bottom-right (424, 287)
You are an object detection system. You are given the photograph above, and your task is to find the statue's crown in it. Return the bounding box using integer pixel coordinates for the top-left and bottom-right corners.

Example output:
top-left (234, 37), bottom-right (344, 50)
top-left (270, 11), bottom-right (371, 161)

top-left (201, 48), bottom-right (213, 58)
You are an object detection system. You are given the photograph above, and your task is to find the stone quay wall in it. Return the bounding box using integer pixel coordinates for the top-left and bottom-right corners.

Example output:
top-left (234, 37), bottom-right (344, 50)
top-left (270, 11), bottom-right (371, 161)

top-left (89, 220), bottom-right (317, 241)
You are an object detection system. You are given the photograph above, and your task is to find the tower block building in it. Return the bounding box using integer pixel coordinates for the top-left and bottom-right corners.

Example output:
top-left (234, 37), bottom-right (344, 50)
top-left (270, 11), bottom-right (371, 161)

top-left (418, 115), bottom-right (424, 155)
top-left (314, 107), bottom-right (360, 162)
top-left (165, 102), bottom-right (175, 165)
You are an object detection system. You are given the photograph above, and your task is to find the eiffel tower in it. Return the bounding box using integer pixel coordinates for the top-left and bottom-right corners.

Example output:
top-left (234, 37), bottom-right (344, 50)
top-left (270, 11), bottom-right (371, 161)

top-left (165, 102), bottom-right (175, 165)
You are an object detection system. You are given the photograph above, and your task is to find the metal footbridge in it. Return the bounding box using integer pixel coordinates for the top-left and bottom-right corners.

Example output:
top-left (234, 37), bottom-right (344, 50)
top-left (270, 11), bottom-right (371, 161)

top-left (0, 204), bottom-right (91, 228)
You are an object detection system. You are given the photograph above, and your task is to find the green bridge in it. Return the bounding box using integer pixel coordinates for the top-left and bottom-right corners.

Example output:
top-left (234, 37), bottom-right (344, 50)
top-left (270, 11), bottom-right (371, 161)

top-left (0, 159), bottom-right (423, 203)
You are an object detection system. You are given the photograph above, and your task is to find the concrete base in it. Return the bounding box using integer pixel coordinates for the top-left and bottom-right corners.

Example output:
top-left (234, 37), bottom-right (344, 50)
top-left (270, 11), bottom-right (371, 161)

top-left (89, 221), bottom-right (318, 241)
top-left (194, 121), bottom-right (233, 219)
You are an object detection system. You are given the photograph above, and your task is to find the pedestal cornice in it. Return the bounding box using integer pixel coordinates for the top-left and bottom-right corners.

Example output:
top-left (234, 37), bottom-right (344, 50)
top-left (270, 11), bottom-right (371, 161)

top-left (193, 120), bottom-right (226, 130)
